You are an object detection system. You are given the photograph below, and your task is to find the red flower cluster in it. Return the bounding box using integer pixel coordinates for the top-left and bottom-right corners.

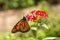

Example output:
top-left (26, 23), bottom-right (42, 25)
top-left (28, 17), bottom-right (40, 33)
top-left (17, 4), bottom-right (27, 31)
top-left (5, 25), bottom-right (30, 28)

top-left (26, 10), bottom-right (48, 21)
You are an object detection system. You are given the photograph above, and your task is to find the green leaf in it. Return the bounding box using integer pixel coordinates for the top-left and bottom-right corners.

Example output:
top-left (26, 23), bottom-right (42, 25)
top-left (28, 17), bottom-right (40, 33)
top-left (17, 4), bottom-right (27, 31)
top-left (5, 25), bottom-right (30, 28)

top-left (42, 24), bottom-right (48, 29)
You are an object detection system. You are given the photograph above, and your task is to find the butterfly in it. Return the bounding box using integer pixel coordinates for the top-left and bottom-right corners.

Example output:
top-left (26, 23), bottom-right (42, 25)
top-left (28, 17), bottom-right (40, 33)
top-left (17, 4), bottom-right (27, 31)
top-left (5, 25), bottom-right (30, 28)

top-left (11, 17), bottom-right (30, 33)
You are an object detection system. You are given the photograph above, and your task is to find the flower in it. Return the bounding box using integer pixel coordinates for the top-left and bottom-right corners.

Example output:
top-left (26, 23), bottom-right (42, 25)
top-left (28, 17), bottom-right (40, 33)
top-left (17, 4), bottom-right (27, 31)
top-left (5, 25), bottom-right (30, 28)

top-left (26, 10), bottom-right (48, 21)
top-left (31, 10), bottom-right (48, 18)
top-left (26, 14), bottom-right (36, 21)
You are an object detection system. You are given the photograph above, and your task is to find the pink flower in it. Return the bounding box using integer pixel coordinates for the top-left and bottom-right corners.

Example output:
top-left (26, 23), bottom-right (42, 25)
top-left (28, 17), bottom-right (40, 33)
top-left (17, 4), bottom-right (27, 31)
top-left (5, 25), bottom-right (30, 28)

top-left (26, 14), bottom-right (36, 21)
top-left (26, 10), bottom-right (48, 21)
top-left (31, 10), bottom-right (48, 18)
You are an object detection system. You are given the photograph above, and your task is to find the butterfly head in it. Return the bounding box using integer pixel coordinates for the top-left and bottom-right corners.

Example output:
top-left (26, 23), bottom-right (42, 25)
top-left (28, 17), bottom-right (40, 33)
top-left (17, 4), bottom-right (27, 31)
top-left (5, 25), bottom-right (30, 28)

top-left (22, 16), bottom-right (26, 21)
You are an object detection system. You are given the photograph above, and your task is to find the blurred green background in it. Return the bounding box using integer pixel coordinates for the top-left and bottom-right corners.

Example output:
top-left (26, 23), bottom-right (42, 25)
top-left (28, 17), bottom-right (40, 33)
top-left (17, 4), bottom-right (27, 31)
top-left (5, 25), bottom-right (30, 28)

top-left (0, 0), bottom-right (60, 40)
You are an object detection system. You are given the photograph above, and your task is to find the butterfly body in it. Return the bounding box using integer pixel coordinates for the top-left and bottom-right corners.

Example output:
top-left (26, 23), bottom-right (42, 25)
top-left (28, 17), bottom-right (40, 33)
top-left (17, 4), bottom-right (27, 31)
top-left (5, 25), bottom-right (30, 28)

top-left (11, 17), bottom-right (30, 33)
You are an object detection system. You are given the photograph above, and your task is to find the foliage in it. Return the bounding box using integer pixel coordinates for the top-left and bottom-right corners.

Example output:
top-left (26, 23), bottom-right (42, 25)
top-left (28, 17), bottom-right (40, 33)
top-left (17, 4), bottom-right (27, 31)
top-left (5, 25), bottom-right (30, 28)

top-left (0, 0), bottom-right (34, 9)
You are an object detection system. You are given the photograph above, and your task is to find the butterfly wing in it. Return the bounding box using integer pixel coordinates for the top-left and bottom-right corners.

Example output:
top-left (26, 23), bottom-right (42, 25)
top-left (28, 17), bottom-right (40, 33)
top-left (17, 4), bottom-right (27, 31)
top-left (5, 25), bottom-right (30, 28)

top-left (19, 20), bottom-right (30, 33)
top-left (11, 17), bottom-right (30, 33)
top-left (11, 19), bottom-right (23, 33)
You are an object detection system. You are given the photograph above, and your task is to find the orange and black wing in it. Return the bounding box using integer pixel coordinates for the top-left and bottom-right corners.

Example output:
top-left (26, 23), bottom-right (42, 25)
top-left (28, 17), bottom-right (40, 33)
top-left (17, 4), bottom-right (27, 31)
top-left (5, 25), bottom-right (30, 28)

top-left (19, 20), bottom-right (30, 33)
top-left (11, 17), bottom-right (30, 33)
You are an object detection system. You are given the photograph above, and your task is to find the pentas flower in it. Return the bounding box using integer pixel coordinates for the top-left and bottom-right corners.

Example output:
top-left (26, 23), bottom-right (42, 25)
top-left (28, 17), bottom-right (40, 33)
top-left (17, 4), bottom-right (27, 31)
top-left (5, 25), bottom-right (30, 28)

top-left (26, 10), bottom-right (48, 21)
top-left (31, 10), bottom-right (48, 18)
top-left (26, 14), bottom-right (36, 21)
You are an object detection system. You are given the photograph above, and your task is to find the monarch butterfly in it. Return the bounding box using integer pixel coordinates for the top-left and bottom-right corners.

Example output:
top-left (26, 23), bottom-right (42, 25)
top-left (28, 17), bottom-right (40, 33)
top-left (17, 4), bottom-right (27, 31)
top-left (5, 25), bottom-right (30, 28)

top-left (11, 17), bottom-right (30, 33)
